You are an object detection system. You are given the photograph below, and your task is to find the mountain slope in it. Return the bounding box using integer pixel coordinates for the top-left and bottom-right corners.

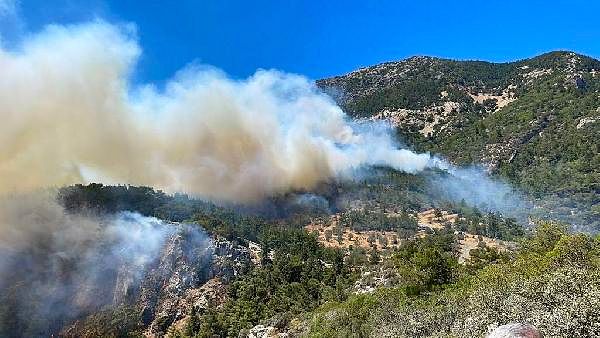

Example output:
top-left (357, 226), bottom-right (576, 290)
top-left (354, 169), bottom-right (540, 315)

top-left (318, 51), bottom-right (600, 229)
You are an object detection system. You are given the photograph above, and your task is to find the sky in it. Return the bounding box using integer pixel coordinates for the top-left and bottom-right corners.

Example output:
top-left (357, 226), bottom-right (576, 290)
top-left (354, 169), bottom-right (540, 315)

top-left (2, 0), bottom-right (600, 83)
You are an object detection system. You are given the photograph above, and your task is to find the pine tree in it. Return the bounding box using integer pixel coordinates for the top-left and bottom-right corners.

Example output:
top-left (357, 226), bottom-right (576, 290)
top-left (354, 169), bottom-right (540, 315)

top-left (183, 306), bottom-right (200, 337)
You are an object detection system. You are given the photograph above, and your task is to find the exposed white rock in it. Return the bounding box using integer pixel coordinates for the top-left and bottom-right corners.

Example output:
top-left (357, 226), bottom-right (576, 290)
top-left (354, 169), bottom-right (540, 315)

top-left (577, 116), bottom-right (599, 129)
top-left (247, 324), bottom-right (281, 338)
top-left (521, 68), bottom-right (553, 81)
top-left (486, 323), bottom-right (542, 338)
top-left (468, 89), bottom-right (516, 111)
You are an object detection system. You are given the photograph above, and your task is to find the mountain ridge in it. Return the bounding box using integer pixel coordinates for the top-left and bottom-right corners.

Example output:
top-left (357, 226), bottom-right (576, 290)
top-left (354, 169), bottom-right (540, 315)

top-left (323, 51), bottom-right (599, 83)
top-left (318, 50), bottom-right (600, 230)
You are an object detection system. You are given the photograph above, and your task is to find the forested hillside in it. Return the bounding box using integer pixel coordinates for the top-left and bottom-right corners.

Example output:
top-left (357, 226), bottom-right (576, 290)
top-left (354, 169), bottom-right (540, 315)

top-left (318, 51), bottom-right (600, 230)
top-left (4, 52), bottom-right (599, 338)
top-left (306, 222), bottom-right (600, 337)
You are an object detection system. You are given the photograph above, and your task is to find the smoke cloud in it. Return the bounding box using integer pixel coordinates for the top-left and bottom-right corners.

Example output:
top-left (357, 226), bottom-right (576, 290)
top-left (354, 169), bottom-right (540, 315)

top-left (0, 21), bottom-right (433, 203)
top-left (426, 160), bottom-right (530, 220)
top-left (0, 16), bottom-right (552, 338)
top-left (0, 193), bottom-right (211, 336)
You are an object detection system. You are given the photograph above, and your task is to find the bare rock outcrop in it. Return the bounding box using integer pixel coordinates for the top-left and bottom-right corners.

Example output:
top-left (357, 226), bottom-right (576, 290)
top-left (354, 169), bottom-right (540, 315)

top-left (141, 231), bottom-right (253, 336)
top-left (61, 224), bottom-right (253, 338)
top-left (486, 323), bottom-right (542, 338)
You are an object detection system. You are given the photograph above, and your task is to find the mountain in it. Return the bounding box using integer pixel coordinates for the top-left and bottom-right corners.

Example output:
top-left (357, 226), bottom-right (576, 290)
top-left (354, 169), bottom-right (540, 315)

top-left (3, 52), bottom-right (600, 338)
top-left (318, 51), bottom-right (600, 229)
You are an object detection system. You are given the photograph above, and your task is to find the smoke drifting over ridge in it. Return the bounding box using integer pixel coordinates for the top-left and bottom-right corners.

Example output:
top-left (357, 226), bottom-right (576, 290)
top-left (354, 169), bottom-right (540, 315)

top-left (0, 18), bottom-right (552, 338)
top-left (0, 21), bottom-right (533, 223)
top-left (0, 21), bottom-right (433, 202)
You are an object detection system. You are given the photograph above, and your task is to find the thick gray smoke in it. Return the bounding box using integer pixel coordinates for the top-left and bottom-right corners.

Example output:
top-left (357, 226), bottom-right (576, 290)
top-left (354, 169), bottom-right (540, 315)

top-left (0, 194), bottom-right (211, 337)
top-left (0, 21), bottom-right (433, 203)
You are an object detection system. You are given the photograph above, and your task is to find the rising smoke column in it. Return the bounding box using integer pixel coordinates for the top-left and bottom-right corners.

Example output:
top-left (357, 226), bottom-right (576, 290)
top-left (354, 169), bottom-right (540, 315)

top-left (0, 16), bottom-right (539, 338)
top-left (0, 21), bottom-right (433, 202)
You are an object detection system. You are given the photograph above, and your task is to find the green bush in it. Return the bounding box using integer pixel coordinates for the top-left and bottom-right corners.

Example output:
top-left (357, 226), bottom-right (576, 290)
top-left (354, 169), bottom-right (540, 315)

top-left (307, 221), bottom-right (600, 337)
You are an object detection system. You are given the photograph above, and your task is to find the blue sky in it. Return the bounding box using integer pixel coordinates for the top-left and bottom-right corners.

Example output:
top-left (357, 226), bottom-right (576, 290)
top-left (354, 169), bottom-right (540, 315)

top-left (2, 0), bottom-right (600, 83)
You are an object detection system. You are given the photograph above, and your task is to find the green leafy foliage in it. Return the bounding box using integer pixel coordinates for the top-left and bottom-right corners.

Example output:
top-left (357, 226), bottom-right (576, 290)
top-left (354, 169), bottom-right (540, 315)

top-left (453, 208), bottom-right (525, 241)
top-left (57, 183), bottom-right (269, 242)
top-left (62, 306), bottom-right (144, 338)
top-left (307, 222), bottom-right (600, 337)
top-left (180, 228), bottom-right (357, 337)
top-left (58, 183), bottom-right (215, 222)
top-left (339, 209), bottom-right (417, 233)
top-left (319, 51), bottom-right (600, 230)
top-left (392, 230), bottom-right (459, 295)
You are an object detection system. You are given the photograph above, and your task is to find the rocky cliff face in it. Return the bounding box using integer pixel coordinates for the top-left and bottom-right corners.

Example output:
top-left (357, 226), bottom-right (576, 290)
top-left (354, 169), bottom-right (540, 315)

top-left (62, 224), bottom-right (254, 337)
top-left (137, 225), bottom-right (214, 335)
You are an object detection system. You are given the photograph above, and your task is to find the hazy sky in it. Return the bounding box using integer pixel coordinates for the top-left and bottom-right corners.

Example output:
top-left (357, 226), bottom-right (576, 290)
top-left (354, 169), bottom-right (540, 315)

top-left (2, 0), bottom-right (600, 82)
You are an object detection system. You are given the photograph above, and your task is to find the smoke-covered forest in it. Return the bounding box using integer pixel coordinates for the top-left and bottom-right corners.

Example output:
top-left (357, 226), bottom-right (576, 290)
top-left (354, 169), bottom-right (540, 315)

top-left (1, 3), bottom-right (600, 338)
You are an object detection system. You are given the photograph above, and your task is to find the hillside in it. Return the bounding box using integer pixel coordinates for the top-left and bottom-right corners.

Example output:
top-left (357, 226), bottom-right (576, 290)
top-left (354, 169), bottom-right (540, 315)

top-left (317, 51), bottom-right (600, 230)
top-left (305, 222), bottom-right (600, 338)
top-left (2, 52), bottom-right (599, 338)
top-left (3, 184), bottom-right (595, 338)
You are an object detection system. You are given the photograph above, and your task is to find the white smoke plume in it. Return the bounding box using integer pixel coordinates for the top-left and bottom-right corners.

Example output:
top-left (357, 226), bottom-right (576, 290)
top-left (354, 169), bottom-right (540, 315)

top-left (0, 21), bottom-right (434, 202)
top-left (0, 193), bottom-right (212, 336)
top-left (426, 160), bottom-right (530, 219)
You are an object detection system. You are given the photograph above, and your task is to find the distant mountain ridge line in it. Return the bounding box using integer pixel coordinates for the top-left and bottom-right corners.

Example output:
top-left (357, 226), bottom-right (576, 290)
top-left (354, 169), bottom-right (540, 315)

top-left (320, 50), bottom-right (600, 80)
